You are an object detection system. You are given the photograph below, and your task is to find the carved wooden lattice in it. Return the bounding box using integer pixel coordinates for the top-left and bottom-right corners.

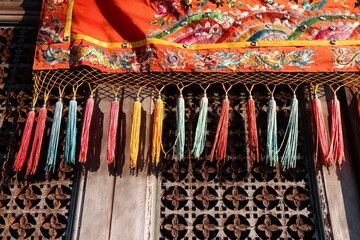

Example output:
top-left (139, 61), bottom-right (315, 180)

top-left (0, 27), bottom-right (76, 239)
top-left (159, 85), bottom-right (319, 240)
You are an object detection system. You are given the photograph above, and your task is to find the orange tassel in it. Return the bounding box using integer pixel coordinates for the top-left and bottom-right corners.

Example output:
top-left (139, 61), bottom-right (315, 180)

top-left (107, 100), bottom-right (119, 163)
top-left (13, 110), bottom-right (35, 171)
top-left (247, 96), bottom-right (259, 165)
top-left (151, 97), bottom-right (164, 166)
top-left (79, 95), bottom-right (94, 163)
top-left (209, 97), bottom-right (229, 162)
top-left (26, 107), bottom-right (47, 176)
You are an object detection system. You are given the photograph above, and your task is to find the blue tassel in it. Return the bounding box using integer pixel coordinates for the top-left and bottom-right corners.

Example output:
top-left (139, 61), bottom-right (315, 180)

top-left (45, 98), bottom-right (63, 173)
top-left (64, 98), bottom-right (77, 165)
top-left (266, 96), bottom-right (278, 166)
top-left (176, 93), bottom-right (185, 161)
top-left (280, 96), bottom-right (299, 169)
top-left (192, 92), bottom-right (208, 159)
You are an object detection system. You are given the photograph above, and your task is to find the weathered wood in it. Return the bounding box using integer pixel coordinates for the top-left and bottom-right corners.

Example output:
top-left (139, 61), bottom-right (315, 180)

top-left (109, 92), bottom-right (152, 240)
top-left (78, 92), bottom-right (115, 240)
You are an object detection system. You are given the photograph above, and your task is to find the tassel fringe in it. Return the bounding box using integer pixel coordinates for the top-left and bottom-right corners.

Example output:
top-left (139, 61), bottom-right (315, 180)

top-left (107, 99), bottom-right (120, 163)
top-left (45, 99), bottom-right (63, 173)
top-left (246, 96), bottom-right (259, 165)
top-left (326, 96), bottom-right (345, 166)
top-left (26, 107), bottom-right (47, 176)
top-left (64, 98), bottom-right (78, 165)
top-left (266, 97), bottom-right (278, 167)
top-left (192, 93), bottom-right (208, 159)
top-left (209, 97), bottom-right (229, 162)
top-left (13, 110), bottom-right (35, 172)
top-left (79, 95), bottom-right (94, 163)
top-left (176, 94), bottom-right (185, 161)
top-left (130, 99), bottom-right (141, 169)
top-left (280, 96), bottom-right (299, 169)
top-left (151, 97), bottom-right (164, 166)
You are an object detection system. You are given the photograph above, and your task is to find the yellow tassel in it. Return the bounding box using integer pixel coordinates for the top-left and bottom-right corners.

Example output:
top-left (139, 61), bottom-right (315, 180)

top-left (151, 97), bottom-right (164, 166)
top-left (130, 100), bottom-right (141, 169)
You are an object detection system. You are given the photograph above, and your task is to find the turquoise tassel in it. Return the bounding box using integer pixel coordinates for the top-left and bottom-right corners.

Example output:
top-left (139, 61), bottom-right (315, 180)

top-left (45, 98), bottom-right (63, 173)
top-left (192, 92), bottom-right (208, 159)
top-left (281, 96), bottom-right (299, 169)
top-left (176, 93), bottom-right (185, 160)
top-left (64, 98), bottom-right (77, 165)
top-left (266, 96), bottom-right (278, 166)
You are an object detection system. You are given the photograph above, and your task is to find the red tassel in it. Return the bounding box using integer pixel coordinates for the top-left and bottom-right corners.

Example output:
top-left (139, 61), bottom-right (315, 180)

top-left (107, 100), bottom-right (119, 163)
top-left (13, 110), bottom-right (35, 171)
top-left (79, 96), bottom-right (94, 163)
top-left (247, 96), bottom-right (259, 165)
top-left (326, 97), bottom-right (345, 166)
top-left (209, 98), bottom-right (229, 162)
top-left (312, 97), bottom-right (330, 165)
top-left (26, 107), bottom-right (47, 176)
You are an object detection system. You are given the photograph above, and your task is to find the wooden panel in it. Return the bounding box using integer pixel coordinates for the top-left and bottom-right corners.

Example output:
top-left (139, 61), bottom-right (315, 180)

top-left (109, 93), bottom-right (152, 240)
top-left (79, 93), bottom-right (115, 240)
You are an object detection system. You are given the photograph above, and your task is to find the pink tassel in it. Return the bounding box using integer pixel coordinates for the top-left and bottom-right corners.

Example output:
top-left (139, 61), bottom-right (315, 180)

top-left (247, 96), bottom-right (259, 165)
top-left (107, 100), bottom-right (119, 163)
top-left (26, 107), bottom-right (47, 176)
top-left (13, 110), bottom-right (35, 171)
top-left (209, 98), bottom-right (229, 162)
top-left (312, 97), bottom-right (330, 165)
top-left (325, 97), bottom-right (345, 166)
top-left (79, 96), bottom-right (94, 163)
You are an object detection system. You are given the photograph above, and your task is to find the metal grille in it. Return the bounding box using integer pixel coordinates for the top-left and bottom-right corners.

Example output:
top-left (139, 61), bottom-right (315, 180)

top-left (159, 85), bottom-right (319, 240)
top-left (0, 26), bottom-right (76, 239)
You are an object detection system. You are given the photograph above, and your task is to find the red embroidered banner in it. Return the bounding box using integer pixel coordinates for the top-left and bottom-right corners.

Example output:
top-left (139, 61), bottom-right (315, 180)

top-left (34, 0), bottom-right (360, 72)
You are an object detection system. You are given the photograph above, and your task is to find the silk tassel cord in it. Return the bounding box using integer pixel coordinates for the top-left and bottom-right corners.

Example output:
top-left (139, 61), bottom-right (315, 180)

top-left (107, 96), bottom-right (120, 163)
top-left (79, 94), bottom-right (94, 163)
top-left (45, 97), bottom-right (63, 173)
top-left (26, 105), bottom-right (47, 176)
top-left (130, 95), bottom-right (141, 170)
top-left (280, 94), bottom-right (299, 169)
top-left (246, 93), bottom-right (259, 165)
top-left (209, 86), bottom-right (231, 162)
top-left (176, 91), bottom-right (185, 161)
top-left (13, 107), bottom-right (35, 171)
top-left (266, 94), bottom-right (278, 167)
top-left (64, 97), bottom-right (78, 165)
top-left (151, 94), bottom-right (164, 166)
top-left (192, 90), bottom-right (208, 159)
top-left (325, 94), bottom-right (345, 166)
top-left (311, 92), bottom-right (330, 165)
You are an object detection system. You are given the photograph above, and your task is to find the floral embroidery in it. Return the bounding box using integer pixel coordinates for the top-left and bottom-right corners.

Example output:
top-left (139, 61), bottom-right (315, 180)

top-left (332, 48), bottom-right (360, 68)
top-left (37, 15), bottom-right (64, 44)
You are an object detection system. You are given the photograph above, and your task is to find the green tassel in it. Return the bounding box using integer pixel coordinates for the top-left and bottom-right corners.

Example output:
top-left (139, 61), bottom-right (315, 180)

top-left (176, 93), bottom-right (185, 160)
top-left (64, 98), bottom-right (77, 165)
top-left (280, 96), bottom-right (299, 169)
top-left (45, 98), bottom-right (63, 173)
top-left (192, 92), bottom-right (208, 159)
top-left (266, 96), bottom-right (278, 166)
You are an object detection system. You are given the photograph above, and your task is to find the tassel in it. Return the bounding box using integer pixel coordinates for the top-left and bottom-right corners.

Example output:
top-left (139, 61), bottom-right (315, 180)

top-left (107, 98), bottom-right (120, 163)
top-left (280, 95), bottom-right (299, 169)
top-left (26, 106), bottom-right (47, 176)
top-left (312, 96), bottom-right (329, 165)
top-left (79, 95), bottom-right (94, 163)
top-left (266, 96), bottom-right (278, 167)
top-left (176, 93), bottom-right (185, 161)
top-left (151, 96), bottom-right (164, 166)
top-left (13, 108), bottom-right (36, 171)
top-left (209, 96), bottom-right (229, 162)
top-left (129, 97), bottom-right (141, 169)
top-left (45, 98), bottom-right (63, 173)
top-left (246, 95), bottom-right (259, 165)
top-left (325, 96), bottom-right (345, 166)
top-left (64, 98), bottom-right (77, 165)
top-left (192, 92), bottom-right (208, 159)
top-left (358, 99), bottom-right (360, 119)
